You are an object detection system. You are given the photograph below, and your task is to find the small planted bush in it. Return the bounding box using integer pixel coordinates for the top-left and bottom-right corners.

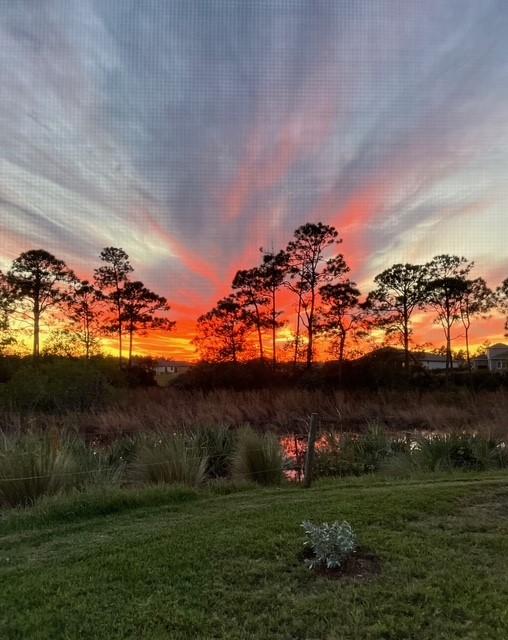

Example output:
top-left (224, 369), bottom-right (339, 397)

top-left (232, 426), bottom-right (284, 485)
top-left (301, 520), bottom-right (357, 570)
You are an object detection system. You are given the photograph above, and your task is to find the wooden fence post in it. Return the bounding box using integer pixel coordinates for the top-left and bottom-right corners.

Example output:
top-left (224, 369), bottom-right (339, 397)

top-left (303, 412), bottom-right (319, 488)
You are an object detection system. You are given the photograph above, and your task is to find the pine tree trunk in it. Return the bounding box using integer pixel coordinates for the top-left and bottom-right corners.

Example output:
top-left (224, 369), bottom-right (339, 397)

top-left (465, 324), bottom-right (471, 372)
top-left (272, 288), bottom-right (277, 367)
top-left (128, 324), bottom-right (133, 368)
top-left (253, 301), bottom-right (264, 361)
top-left (306, 289), bottom-right (315, 369)
top-left (33, 310), bottom-right (40, 359)
top-left (293, 293), bottom-right (302, 367)
top-left (403, 323), bottom-right (410, 373)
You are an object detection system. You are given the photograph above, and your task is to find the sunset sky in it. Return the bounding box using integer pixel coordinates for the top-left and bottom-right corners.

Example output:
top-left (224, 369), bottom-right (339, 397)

top-left (0, 0), bottom-right (507, 359)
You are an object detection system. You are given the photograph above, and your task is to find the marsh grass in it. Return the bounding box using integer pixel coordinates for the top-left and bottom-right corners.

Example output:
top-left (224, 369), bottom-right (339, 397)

top-left (1, 399), bottom-right (507, 508)
top-left (2, 388), bottom-right (508, 439)
top-left (379, 433), bottom-right (508, 477)
top-left (68, 437), bottom-right (125, 487)
top-left (414, 433), bottom-right (508, 472)
top-left (193, 424), bottom-right (234, 479)
top-left (0, 430), bottom-right (77, 507)
top-left (232, 426), bottom-right (284, 485)
top-left (130, 432), bottom-right (208, 487)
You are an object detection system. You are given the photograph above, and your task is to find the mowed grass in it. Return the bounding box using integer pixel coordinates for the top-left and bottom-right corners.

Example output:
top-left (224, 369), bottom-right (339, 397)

top-left (2, 474), bottom-right (508, 639)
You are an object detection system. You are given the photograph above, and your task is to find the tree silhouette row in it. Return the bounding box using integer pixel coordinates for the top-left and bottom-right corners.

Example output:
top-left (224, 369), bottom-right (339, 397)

top-left (1, 224), bottom-right (507, 370)
top-left (193, 222), bottom-right (508, 370)
top-left (0, 248), bottom-right (174, 366)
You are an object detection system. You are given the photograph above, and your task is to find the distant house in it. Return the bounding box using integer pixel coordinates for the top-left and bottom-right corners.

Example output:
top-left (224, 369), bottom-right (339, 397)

top-left (473, 343), bottom-right (508, 372)
top-left (412, 352), bottom-right (461, 371)
top-left (472, 355), bottom-right (489, 370)
top-left (354, 347), bottom-right (460, 371)
top-left (153, 360), bottom-right (193, 385)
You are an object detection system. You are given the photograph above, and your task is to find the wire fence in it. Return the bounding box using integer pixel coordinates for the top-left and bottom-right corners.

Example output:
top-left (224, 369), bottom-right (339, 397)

top-left (0, 447), bottom-right (306, 484)
top-left (0, 417), bottom-right (321, 486)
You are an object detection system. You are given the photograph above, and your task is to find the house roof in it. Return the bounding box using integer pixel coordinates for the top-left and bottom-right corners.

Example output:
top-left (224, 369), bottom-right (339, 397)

top-left (414, 352), bottom-right (456, 362)
top-left (489, 343), bottom-right (508, 349)
top-left (156, 360), bottom-right (192, 367)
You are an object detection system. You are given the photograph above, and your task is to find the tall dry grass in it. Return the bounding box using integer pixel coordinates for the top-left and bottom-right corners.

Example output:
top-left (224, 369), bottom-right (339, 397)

top-left (1, 388), bottom-right (507, 440)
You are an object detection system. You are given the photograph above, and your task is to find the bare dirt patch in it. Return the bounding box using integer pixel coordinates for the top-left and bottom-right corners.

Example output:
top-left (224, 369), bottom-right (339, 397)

top-left (299, 546), bottom-right (381, 581)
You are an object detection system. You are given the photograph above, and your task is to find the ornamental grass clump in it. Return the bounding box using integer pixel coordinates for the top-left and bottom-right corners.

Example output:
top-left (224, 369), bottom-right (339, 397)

top-left (130, 432), bottom-right (207, 487)
top-left (414, 433), bottom-right (506, 472)
top-left (193, 425), bottom-right (234, 479)
top-left (232, 426), bottom-right (284, 485)
top-left (0, 430), bottom-right (77, 507)
top-left (301, 520), bottom-right (358, 570)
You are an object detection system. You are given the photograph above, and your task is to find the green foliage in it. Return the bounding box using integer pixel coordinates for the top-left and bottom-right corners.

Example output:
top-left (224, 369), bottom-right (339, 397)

top-left (67, 437), bottom-right (125, 487)
top-left (301, 520), bottom-right (357, 569)
top-left (0, 430), bottom-right (129, 507)
top-left (106, 435), bottom-right (139, 467)
top-left (313, 427), bottom-right (508, 479)
top-left (232, 426), bottom-right (284, 485)
top-left (0, 360), bottom-right (116, 412)
top-left (130, 432), bottom-right (208, 486)
top-left (193, 425), bottom-right (235, 478)
top-left (414, 433), bottom-right (507, 472)
top-left (314, 424), bottom-right (411, 478)
top-left (0, 431), bottom-right (77, 507)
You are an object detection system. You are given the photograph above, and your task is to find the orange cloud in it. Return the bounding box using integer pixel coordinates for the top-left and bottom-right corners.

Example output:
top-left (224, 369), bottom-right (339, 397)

top-left (141, 209), bottom-right (222, 288)
top-left (308, 181), bottom-right (387, 273)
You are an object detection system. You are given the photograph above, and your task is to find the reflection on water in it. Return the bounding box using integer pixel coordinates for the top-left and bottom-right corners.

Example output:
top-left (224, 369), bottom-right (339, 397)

top-left (279, 430), bottom-right (464, 482)
top-left (280, 433), bottom-right (336, 481)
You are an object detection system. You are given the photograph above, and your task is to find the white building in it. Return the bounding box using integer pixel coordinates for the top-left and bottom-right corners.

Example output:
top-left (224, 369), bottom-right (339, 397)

top-left (487, 343), bottom-right (508, 371)
top-left (153, 360), bottom-right (193, 384)
top-left (413, 352), bottom-right (460, 370)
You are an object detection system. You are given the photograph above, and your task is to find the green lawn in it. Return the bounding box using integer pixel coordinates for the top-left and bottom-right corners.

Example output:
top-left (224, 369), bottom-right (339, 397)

top-left (2, 474), bottom-right (508, 639)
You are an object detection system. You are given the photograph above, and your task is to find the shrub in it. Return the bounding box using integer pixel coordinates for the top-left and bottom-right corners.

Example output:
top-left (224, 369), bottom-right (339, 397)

top-left (414, 433), bottom-right (503, 472)
top-left (130, 432), bottom-right (207, 486)
top-left (342, 423), bottom-right (395, 472)
top-left (0, 430), bottom-right (77, 507)
top-left (301, 520), bottom-right (358, 570)
top-left (313, 425), bottom-right (411, 478)
top-left (232, 426), bottom-right (284, 485)
top-left (0, 361), bottom-right (116, 412)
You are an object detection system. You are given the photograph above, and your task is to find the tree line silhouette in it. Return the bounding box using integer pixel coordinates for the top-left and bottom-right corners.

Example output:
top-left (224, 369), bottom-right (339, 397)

top-left (193, 222), bottom-right (508, 371)
top-left (0, 247), bottom-right (173, 366)
top-left (0, 222), bottom-right (507, 370)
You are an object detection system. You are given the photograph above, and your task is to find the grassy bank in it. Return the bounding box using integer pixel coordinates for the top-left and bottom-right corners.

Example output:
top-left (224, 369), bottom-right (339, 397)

top-left (2, 387), bottom-right (508, 437)
top-left (1, 473), bottom-right (508, 639)
top-left (2, 425), bottom-right (507, 508)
